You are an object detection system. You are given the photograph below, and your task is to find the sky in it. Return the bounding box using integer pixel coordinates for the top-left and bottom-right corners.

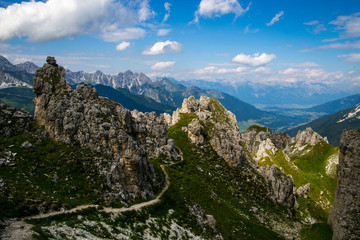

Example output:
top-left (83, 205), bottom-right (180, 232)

top-left (0, 0), bottom-right (359, 92)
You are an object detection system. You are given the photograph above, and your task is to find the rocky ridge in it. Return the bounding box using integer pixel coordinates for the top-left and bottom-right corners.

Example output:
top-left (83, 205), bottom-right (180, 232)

top-left (166, 96), bottom-right (248, 167)
top-left (328, 129), bottom-right (360, 240)
top-left (66, 69), bottom-right (152, 91)
top-left (33, 57), bottom-right (176, 201)
top-left (166, 96), bottom-right (298, 213)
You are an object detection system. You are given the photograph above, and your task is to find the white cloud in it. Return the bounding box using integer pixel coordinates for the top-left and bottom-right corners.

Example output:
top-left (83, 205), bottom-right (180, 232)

top-left (244, 24), bottom-right (259, 34)
top-left (290, 62), bottom-right (320, 67)
top-left (138, 0), bottom-right (155, 22)
top-left (163, 2), bottom-right (171, 23)
top-left (193, 0), bottom-right (251, 23)
top-left (266, 11), bottom-right (284, 26)
top-left (253, 66), bottom-right (272, 73)
top-left (101, 27), bottom-right (146, 42)
top-left (304, 20), bottom-right (326, 34)
top-left (157, 29), bottom-right (171, 36)
top-left (151, 61), bottom-right (175, 70)
top-left (0, 0), bottom-right (151, 42)
top-left (317, 40), bottom-right (360, 50)
top-left (338, 53), bottom-right (360, 63)
top-left (280, 68), bottom-right (344, 82)
top-left (330, 12), bottom-right (360, 39)
top-left (232, 53), bottom-right (276, 67)
top-left (143, 40), bottom-right (182, 55)
top-left (195, 66), bottom-right (247, 75)
top-left (116, 41), bottom-right (131, 51)
top-left (304, 20), bottom-right (319, 25)
top-left (13, 57), bottom-right (32, 64)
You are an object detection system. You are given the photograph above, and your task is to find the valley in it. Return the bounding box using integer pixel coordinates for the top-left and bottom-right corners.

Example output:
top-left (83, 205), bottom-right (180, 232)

top-left (0, 57), bottom-right (359, 239)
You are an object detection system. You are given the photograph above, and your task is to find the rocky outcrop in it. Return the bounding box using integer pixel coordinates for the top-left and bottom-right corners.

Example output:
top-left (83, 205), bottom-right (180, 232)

top-left (0, 101), bottom-right (33, 136)
top-left (242, 126), bottom-right (291, 156)
top-left (131, 110), bottom-right (179, 160)
top-left (187, 118), bottom-right (205, 146)
top-left (296, 183), bottom-right (310, 198)
top-left (258, 165), bottom-right (296, 213)
top-left (168, 96), bottom-right (248, 167)
top-left (33, 57), bottom-right (170, 201)
top-left (293, 127), bottom-right (328, 148)
top-left (328, 129), bottom-right (360, 240)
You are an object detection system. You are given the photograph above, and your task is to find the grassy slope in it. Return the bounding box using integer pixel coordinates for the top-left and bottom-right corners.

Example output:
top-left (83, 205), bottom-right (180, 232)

top-left (1, 112), bottom-right (335, 239)
top-left (0, 132), bottom-right (106, 219)
top-left (259, 141), bottom-right (337, 223)
top-left (26, 113), bottom-right (295, 239)
top-left (0, 87), bottom-right (35, 115)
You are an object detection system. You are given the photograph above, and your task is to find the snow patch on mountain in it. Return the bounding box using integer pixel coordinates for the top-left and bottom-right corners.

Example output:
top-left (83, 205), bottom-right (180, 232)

top-left (337, 103), bottom-right (360, 123)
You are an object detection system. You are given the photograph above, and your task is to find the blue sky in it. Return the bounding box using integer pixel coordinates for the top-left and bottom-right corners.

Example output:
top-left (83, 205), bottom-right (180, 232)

top-left (0, 0), bottom-right (359, 92)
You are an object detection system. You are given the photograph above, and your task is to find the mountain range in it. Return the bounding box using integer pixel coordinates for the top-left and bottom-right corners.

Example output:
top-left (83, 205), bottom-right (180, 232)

top-left (286, 103), bottom-right (360, 146)
top-left (1, 57), bottom-right (359, 239)
top-left (179, 79), bottom-right (350, 108)
top-left (0, 55), bottom-right (359, 140)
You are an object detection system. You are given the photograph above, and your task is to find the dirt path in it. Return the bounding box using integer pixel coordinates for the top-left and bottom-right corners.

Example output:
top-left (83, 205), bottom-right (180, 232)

top-left (27, 164), bottom-right (171, 219)
top-left (1, 154), bottom-right (184, 239)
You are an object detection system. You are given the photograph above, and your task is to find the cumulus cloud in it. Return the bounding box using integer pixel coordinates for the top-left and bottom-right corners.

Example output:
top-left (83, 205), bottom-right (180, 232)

top-left (163, 2), bottom-right (171, 23)
top-left (143, 40), bottom-right (182, 55)
top-left (195, 66), bottom-right (247, 75)
top-left (192, 0), bottom-right (251, 23)
top-left (0, 0), bottom-right (150, 42)
top-left (330, 12), bottom-right (360, 39)
top-left (151, 61), bottom-right (175, 70)
top-left (338, 53), bottom-right (360, 63)
top-left (157, 28), bottom-right (171, 36)
top-left (116, 41), bottom-right (131, 51)
top-left (266, 11), bottom-right (284, 26)
top-left (232, 53), bottom-right (276, 67)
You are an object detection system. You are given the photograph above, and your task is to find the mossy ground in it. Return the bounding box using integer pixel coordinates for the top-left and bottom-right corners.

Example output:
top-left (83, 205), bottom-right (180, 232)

top-left (0, 132), bottom-right (106, 219)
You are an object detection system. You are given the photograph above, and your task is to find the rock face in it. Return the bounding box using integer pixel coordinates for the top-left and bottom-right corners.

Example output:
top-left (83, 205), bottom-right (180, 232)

top-left (131, 110), bottom-right (179, 160)
top-left (293, 127), bottom-right (328, 148)
top-left (168, 96), bottom-right (248, 167)
top-left (0, 101), bottom-right (33, 136)
top-left (328, 129), bottom-right (360, 240)
top-left (33, 57), bottom-right (171, 201)
top-left (258, 165), bottom-right (296, 213)
top-left (242, 126), bottom-right (291, 159)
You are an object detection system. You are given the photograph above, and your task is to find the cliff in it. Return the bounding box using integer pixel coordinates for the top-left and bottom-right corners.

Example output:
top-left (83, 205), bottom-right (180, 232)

top-left (33, 57), bottom-right (175, 201)
top-left (328, 129), bottom-right (360, 240)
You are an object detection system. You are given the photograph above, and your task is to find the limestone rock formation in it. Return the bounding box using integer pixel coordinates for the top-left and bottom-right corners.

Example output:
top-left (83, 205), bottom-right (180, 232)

top-left (131, 110), bottom-right (179, 160)
top-left (328, 129), bottom-right (360, 240)
top-left (187, 118), bottom-right (205, 146)
top-left (0, 101), bottom-right (33, 136)
top-left (293, 127), bottom-right (328, 148)
top-left (33, 57), bottom-right (171, 201)
top-left (242, 126), bottom-right (291, 156)
top-left (296, 183), bottom-right (310, 198)
top-left (258, 165), bottom-right (296, 213)
top-left (169, 96), bottom-right (248, 167)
